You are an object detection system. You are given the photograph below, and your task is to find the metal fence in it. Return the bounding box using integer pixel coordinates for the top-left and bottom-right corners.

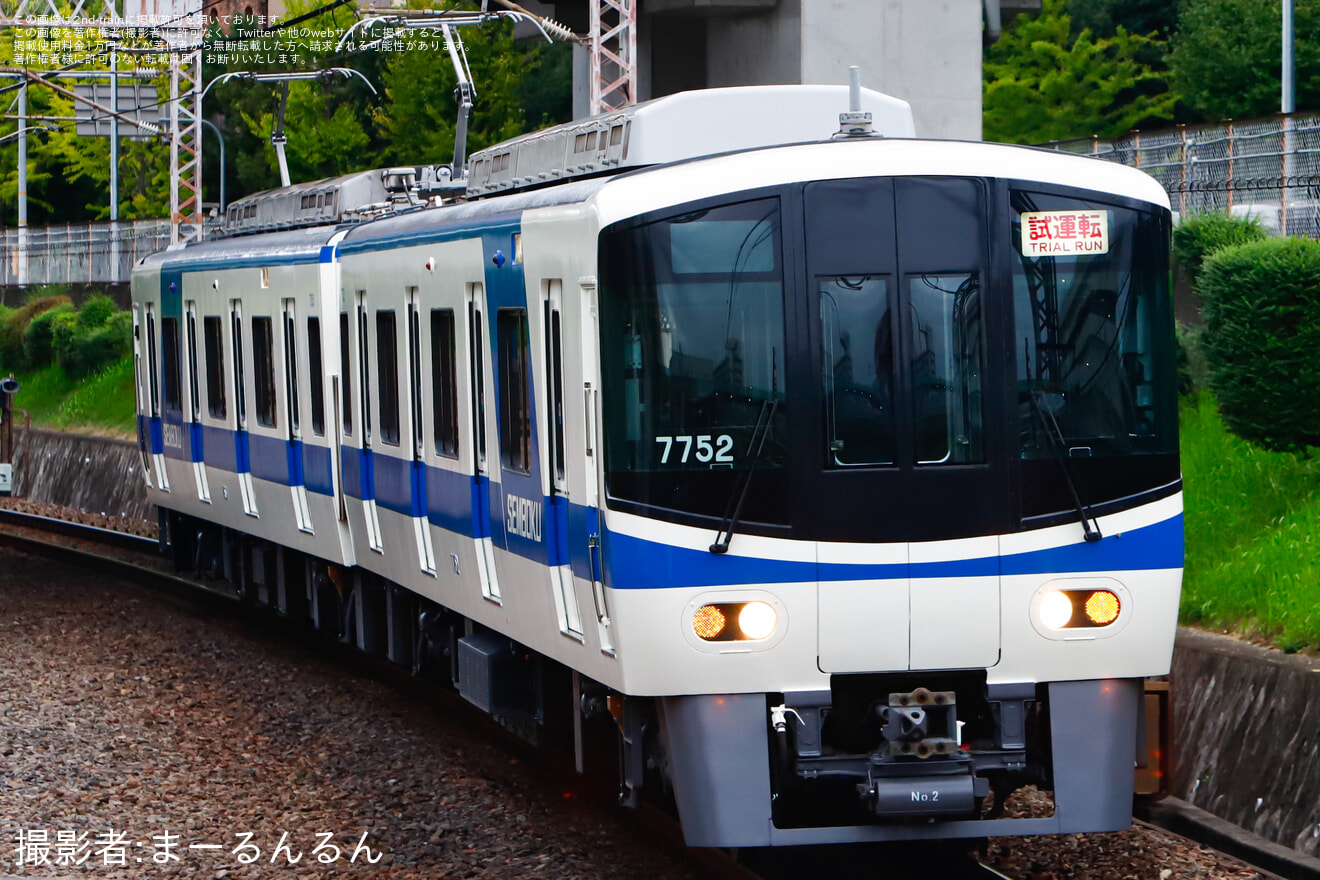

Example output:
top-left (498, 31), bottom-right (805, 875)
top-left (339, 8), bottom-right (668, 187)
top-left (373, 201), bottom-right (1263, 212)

top-left (1043, 114), bottom-right (1320, 237)
top-left (0, 219), bottom-right (171, 286)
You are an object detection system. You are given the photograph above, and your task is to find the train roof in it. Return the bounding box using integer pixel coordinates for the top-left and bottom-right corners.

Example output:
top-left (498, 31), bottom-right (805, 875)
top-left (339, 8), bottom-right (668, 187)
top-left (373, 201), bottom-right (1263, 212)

top-left (136, 224), bottom-right (341, 273)
top-left (140, 136), bottom-right (1169, 274)
top-left (335, 177), bottom-right (612, 255)
top-left (139, 176), bottom-right (614, 273)
top-left (586, 136), bottom-right (1171, 229)
top-left (465, 84), bottom-right (915, 197)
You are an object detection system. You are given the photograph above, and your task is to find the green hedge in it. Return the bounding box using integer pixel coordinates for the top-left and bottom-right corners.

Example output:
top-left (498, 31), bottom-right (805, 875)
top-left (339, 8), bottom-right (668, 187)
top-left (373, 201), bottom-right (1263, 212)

top-left (52, 308), bottom-right (130, 379)
top-left (1173, 212), bottom-right (1268, 290)
top-left (0, 295), bottom-right (73, 372)
top-left (23, 302), bottom-right (74, 367)
top-left (1200, 237), bottom-right (1320, 452)
top-left (1, 293), bottom-right (130, 379)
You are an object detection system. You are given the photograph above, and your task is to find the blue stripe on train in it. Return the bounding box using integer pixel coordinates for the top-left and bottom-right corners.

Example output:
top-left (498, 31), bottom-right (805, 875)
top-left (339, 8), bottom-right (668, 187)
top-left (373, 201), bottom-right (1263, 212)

top-left (599, 513), bottom-right (1185, 590)
top-left (160, 421), bottom-right (335, 496)
top-left (303, 444), bottom-right (334, 496)
top-left (150, 423), bottom-right (1183, 589)
top-left (249, 432), bottom-right (289, 484)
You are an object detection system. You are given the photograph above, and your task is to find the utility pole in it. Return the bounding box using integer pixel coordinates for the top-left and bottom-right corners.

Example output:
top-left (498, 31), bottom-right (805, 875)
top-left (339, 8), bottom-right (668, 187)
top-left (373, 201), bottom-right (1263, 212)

top-left (1283, 0), bottom-right (1295, 114)
top-left (110, 39), bottom-right (120, 276)
top-left (17, 81), bottom-right (27, 287)
top-left (1283, 0), bottom-right (1295, 234)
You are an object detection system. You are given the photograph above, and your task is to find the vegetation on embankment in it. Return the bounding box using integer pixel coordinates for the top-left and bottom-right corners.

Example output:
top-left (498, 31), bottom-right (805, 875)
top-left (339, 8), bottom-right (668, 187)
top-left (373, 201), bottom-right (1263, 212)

top-left (0, 287), bottom-right (136, 438)
top-left (1180, 393), bottom-right (1320, 652)
top-left (1176, 215), bottom-right (1320, 652)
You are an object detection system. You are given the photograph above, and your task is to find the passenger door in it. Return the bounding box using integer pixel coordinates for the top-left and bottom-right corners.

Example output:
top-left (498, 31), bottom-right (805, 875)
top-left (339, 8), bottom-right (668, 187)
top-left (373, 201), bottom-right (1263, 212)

top-left (283, 298), bottom-right (313, 532)
top-left (230, 299), bottom-right (256, 515)
top-left (803, 177), bottom-right (1006, 672)
top-left (543, 279), bottom-right (585, 639)
top-left (578, 279), bottom-right (613, 654)
top-left (406, 287), bottom-right (437, 575)
top-left (185, 301), bottom-right (211, 502)
top-left (467, 282), bottom-right (502, 603)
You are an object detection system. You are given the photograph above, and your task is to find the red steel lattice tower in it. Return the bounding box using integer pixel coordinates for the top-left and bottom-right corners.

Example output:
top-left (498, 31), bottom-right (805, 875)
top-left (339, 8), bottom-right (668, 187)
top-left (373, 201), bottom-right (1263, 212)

top-left (589, 0), bottom-right (635, 115)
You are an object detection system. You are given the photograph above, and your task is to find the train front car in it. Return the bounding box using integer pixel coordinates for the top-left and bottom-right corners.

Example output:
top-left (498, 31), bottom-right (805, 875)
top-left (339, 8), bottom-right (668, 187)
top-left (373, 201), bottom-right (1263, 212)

top-left (588, 139), bottom-right (1181, 846)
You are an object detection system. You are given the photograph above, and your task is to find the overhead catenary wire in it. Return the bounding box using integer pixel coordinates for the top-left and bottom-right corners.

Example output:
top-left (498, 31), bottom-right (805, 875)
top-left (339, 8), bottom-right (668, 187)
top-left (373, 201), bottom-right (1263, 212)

top-left (0, 66), bottom-right (161, 134)
top-left (0, 47), bottom-right (112, 96)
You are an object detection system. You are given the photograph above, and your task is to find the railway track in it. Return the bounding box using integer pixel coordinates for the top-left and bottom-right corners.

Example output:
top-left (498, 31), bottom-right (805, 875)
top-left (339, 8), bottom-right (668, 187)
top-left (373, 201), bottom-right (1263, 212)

top-left (0, 505), bottom-right (1016, 880)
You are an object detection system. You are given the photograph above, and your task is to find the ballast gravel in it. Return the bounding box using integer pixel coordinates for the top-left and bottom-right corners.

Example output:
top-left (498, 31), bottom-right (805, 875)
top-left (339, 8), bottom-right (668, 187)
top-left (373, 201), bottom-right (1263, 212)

top-left (0, 538), bottom-right (1284, 880)
top-left (986, 789), bottom-right (1275, 879)
top-left (0, 547), bottom-right (708, 880)
top-left (0, 498), bottom-right (157, 539)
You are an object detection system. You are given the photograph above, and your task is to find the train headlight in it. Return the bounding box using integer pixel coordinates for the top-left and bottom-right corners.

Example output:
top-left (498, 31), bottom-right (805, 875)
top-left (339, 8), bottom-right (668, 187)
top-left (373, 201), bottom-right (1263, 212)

top-left (1039, 591), bottom-right (1074, 629)
top-left (692, 604), bottom-right (727, 640)
top-left (1036, 589), bottom-right (1122, 629)
top-left (737, 602), bottom-right (778, 640)
top-left (1084, 590), bottom-right (1121, 625)
top-left (692, 602), bottom-right (780, 642)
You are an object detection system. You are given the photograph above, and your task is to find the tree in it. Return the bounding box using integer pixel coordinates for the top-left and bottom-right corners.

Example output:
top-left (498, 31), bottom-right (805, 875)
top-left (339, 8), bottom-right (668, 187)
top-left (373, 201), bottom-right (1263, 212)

top-left (1169, 0), bottom-right (1320, 120)
top-left (207, 7), bottom-right (564, 200)
top-left (374, 18), bottom-right (529, 168)
top-left (984, 0), bottom-right (1178, 144)
top-left (240, 81), bottom-right (375, 184)
top-left (203, 9), bottom-right (380, 196)
top-left (1066, 0), bottom-right (1179, 40)
top-left (0, 26), bottom-right (175, 224)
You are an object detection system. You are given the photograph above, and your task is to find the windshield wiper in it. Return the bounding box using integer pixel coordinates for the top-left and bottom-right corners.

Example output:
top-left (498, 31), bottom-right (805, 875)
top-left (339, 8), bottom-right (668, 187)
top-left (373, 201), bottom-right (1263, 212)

top-left (1030, 391), bottom-right (1102, 543)
top-left (710, 399), bottom-right (778, 554)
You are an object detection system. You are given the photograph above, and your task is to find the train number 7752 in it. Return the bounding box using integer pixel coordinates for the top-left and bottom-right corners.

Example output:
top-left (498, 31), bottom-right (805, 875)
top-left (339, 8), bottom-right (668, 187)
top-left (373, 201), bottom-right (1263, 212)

top-left (655, 434), bottom-right (735, 465)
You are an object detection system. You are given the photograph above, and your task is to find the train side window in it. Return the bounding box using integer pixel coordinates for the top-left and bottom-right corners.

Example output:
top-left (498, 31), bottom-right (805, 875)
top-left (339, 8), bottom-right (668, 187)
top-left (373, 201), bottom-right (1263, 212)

top-left (357, 295), bottom-right (372, 442)
top-left (230, 304), bottom-right (246, 428)
top-left (161, 316), bottom-right (182, 412)
top-left (497, 308), bottom-right (530, 473)
top-left (431, 309), bottom-right (458, 457)
top-left (909, 273), bottom-right (984, 464)
top-left (340, 312), bottom-right (352, 435)
top-left (204, 316), bottom-right (226, 419)
top-left (185, 305), bottom-right (200, 420)
top-left (545, 298), bottom-right (566, 483)
top-left (146, 306), bottom-right (159, 417)
top-left (469, 296), bottom-right (487, 468)
top-left (377, 310), bottom-right (400, 446)
top-left (133, 307), bottom-right (144, 413)
top-left (282, 304), bottom-right (300, 437)
top-left (308, 317), bottom-right (325, 437)
top-left (252, 316), bottom-right (277, 428)
top-left (407, 292), bottom-right (423, 457)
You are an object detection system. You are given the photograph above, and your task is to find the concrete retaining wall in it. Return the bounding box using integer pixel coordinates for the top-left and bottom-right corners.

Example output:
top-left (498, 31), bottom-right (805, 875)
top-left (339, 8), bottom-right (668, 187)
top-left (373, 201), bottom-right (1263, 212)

top-left (1173, 628), bottom-right (1320, 857)
top-left (8, 427), bottom-right (152, 523)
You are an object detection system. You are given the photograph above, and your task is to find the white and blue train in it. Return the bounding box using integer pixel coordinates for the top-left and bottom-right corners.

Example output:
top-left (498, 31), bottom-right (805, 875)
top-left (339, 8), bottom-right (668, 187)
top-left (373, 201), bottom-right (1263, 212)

top-left (132, 85), bottom-right (1182, 846)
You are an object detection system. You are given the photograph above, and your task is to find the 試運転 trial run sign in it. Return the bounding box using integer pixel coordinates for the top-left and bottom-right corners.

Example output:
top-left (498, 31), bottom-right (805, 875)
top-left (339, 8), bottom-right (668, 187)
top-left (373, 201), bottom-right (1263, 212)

top-left (1020, 210), bottom-right (1109, 256)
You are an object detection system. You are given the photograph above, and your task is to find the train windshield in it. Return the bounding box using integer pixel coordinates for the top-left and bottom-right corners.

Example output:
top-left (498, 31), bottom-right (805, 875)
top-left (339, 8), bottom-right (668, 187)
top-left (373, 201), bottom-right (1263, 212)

top-left (599, 198), bottom-right (790, 525)
top-left (598, 183), bottom-right (1177, 534)
top-left (1010, 189), bottom-right (1177, 517)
